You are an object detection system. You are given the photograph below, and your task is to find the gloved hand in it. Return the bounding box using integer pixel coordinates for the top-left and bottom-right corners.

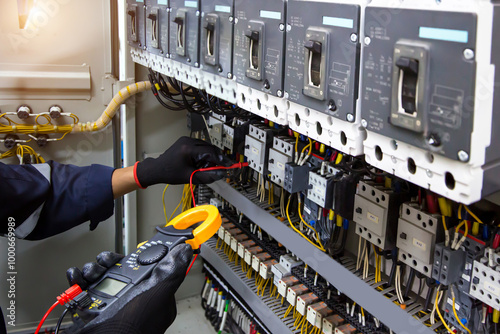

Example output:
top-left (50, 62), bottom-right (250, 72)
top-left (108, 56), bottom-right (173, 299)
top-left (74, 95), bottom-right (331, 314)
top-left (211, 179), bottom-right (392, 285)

top-left (66, 244), bottom-right (194, 334)
top-left (134, 136), bottom-right (225, 188)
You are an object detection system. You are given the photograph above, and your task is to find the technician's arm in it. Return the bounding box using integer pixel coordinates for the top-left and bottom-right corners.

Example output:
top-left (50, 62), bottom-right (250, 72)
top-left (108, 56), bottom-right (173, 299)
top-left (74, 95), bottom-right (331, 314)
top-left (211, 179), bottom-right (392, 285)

top-left (1, 136), bottom-right (224, 241)
top-left (111, 166), bottom-right (139, 198)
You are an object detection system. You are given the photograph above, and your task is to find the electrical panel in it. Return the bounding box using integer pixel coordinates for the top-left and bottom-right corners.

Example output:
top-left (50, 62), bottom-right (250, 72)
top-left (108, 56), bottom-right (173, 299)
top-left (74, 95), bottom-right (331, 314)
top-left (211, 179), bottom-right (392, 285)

top-left (233, 0), bottom-right (287, 124)
top-left (285, 0), bottom-right (364, 156)
top-left (360, 0), bottom-right (500, 204)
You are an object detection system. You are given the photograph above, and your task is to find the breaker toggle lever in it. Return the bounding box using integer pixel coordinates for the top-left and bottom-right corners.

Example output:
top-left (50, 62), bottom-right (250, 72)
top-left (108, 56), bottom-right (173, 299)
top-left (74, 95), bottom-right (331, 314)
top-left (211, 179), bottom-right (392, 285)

top-left (396, 57), bottom-right (419, 115)
top-left (305, 40), bottom-right (322, 87)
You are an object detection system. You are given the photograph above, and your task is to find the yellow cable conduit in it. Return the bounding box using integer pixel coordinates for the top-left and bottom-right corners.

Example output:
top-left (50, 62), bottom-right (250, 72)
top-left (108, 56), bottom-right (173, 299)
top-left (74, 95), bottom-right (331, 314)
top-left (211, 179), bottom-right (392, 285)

top-left (0, 81), bottom-right (151, 135)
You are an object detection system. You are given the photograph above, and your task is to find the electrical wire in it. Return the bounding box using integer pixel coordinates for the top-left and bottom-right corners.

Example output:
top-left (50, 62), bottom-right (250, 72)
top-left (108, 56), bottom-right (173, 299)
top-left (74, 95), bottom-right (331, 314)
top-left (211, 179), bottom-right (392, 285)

top-left (434, 286), bottom-right (454, 333)
top-left (450, 286), bottom-right (471, 334)
top-left (54, 308), bottom-right (69, 334)
top-left (189, 162), bottom-right (249, 207)
top-left (162, 184), bottom-right (170, 224)
top-left (34, 301), bottom-right (59, 334)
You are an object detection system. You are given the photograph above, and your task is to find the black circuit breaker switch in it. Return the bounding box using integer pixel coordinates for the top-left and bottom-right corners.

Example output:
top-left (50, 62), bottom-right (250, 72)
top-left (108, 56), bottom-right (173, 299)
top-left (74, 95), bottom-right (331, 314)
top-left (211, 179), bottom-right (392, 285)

top-left (305, 40), bottom-right (322, 87)
top-left (390, 42), bottom-right (429, 133)
top-left (173, 11), bottom-right (187, 56)
top-left (203, 14), bottom-right (219, 66)
top-left (396, 57), bottom-right (419, 115)
top-left (303, 28), bottom-right (328, 101)
top-left (245, 21), bottom-right (265, 81)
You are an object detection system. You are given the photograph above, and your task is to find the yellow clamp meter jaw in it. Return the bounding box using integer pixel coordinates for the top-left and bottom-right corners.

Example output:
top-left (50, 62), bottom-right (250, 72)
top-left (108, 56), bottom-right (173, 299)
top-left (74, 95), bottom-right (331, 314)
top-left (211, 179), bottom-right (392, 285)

top-left (76, 205), bottom-right (221, 323)
top-left (165, 204), bottom-right (221, 250)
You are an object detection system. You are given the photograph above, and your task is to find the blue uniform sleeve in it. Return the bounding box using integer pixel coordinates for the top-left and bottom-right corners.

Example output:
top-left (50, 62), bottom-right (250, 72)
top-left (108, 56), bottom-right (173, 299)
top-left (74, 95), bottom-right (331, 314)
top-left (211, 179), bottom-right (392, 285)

top-left (0, 161), bottom-right (115, 240)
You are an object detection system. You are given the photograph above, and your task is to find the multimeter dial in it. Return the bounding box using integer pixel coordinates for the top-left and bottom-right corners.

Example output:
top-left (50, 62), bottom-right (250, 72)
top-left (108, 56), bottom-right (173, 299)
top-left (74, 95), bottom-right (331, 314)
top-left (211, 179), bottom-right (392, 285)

top-left (137, 244), bottom-right (168, 265)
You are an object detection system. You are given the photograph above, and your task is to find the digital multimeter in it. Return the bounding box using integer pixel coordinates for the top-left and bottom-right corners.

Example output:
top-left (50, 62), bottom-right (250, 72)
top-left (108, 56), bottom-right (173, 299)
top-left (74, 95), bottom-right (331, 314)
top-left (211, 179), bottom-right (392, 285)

top-left (75, 205), bottom-right (221, 322)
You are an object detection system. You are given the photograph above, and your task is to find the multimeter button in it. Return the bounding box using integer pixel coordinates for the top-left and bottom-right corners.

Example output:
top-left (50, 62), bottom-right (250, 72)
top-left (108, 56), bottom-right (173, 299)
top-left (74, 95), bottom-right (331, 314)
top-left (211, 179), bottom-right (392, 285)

top-left (137, 244), bottom-right (168, 265)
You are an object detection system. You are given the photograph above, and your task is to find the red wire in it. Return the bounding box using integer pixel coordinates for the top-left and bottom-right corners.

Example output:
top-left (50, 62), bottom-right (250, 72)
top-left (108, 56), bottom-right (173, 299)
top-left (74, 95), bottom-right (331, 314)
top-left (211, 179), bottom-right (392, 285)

top-left (34, 301), bottom-right (59, 334)
top-left (186, 254), bottom-right (198, 276)
top-left (189, 162), bottom-right (249, 207)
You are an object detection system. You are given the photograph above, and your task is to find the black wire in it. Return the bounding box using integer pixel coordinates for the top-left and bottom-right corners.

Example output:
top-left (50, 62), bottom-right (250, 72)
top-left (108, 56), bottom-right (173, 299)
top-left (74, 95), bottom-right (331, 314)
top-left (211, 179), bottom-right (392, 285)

top-left (54, 308), bottom-right (69, 334)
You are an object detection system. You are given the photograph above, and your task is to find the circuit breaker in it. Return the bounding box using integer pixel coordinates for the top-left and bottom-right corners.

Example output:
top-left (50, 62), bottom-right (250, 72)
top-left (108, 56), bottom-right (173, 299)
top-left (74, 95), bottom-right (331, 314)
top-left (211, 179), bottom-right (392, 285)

top-left (198, 0), bottom-right (238, 101)
top-left (145, 0), bottom-right (169, 56)
top-left (268, 136), bottom-right (294, 187)
top-left (200, 0), bottom-right (233, 78)
top-left (284, 0), bottom-right (364, 156)
top-left (396, 203), bottom-right (443, 277)
top-left (170, 0), bottom-right (200, 66)
top-left (353, 181), bottom-right (408, 249)
top-left (232, 0), bottom-right (287, 124)
top-left (127, 0), bottom-right (146, 49)
top-left (361, 1), bottom-right (500, 204)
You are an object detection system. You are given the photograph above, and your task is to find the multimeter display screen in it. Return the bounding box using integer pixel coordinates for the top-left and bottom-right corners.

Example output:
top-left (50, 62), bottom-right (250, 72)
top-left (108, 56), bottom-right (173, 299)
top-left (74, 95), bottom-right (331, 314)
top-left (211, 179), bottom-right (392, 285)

top-left (94, 277), bottom-right (128, 296)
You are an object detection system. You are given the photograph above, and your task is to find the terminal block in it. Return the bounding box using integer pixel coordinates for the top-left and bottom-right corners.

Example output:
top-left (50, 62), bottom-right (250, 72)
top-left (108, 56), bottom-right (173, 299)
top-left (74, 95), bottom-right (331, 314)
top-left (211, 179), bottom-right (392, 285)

top-left (244, 124), bottom-right (274, 174)
top-left (284, 163), bottom-right (311, 193)
top-left (432, 243), bottom-right (466, 286)
top-left (353, 181), bottom-right (408, 249)
top-left (268, 136), bottom-right (295, 187)
top-left (396, 203), bottom-right (444, 277)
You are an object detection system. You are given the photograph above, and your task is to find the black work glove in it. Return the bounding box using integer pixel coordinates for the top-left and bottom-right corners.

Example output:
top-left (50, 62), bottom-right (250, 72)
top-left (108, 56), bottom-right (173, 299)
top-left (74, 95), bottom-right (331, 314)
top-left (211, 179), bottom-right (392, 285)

top-left (66, 244), bottom-right (194, 334)
top-left (135, 136), bottom-right (225, 188)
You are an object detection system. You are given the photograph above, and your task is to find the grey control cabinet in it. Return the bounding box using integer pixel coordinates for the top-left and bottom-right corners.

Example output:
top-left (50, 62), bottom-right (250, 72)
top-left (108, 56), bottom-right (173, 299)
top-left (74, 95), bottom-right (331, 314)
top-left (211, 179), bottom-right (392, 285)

top-left (285, 0), bottom-right (361, 122)
top-left (169, 0), bottom-right (200, 66)
top-left (145, 0), bottom-right (170, 56)
top-left (233, 0), bottom-right (286, 97)
top-left (201, 0), bottom-right (234, 78)
top-left (361, 8), bottom-right (477, 161)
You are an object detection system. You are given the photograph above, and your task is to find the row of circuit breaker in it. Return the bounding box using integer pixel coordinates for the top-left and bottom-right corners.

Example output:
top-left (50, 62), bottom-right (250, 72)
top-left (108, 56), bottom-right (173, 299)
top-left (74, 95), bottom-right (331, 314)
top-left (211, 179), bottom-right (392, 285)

top-left (128, 0), bottom-right (500, 205)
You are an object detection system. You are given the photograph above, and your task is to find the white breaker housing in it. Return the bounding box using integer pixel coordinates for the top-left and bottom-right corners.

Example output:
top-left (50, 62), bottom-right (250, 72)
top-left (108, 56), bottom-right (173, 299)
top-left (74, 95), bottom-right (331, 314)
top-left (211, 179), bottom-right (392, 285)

top-left (360, 0), bottom-right (500, 204)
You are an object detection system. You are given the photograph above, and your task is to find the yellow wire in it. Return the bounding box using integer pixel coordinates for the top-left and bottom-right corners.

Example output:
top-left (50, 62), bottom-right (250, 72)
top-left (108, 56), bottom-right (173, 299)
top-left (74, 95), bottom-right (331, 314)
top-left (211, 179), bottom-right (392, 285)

top-left (169, 196), bottom-right (183, 221)
top-left (297, 203), bottom-right (325, 250)
top-left (442, 215), bottom-right (448, 231)
top-left (452, 297), bottom-right (471, 334)
top-left (463, 204), bottom-right (484, 225)
top-left (435, 286), bottom-right (454, 334)
top-left (307, 138), bottom-right (313, 156)
top-left (295, 135), bottom-right (299, 156)
top-left (287, 198), bottom-right (326, 252)
top-left (162, 184), bottom-right (170, 224)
